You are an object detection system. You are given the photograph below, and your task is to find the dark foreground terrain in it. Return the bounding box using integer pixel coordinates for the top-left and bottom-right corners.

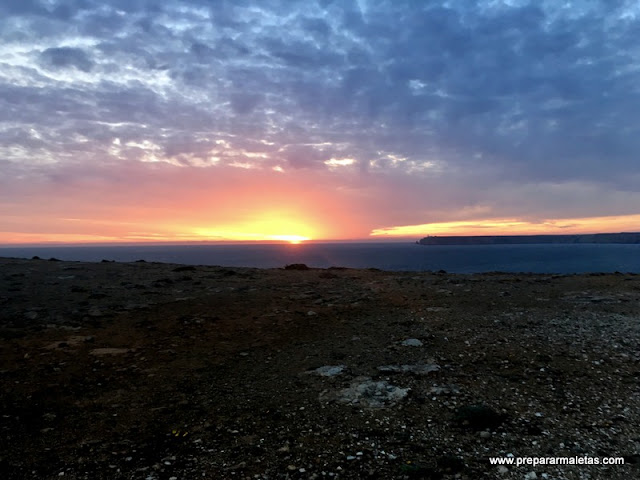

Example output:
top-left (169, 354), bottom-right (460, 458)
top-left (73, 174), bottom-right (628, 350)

top-left (1, 257), bottom-right (639, 479)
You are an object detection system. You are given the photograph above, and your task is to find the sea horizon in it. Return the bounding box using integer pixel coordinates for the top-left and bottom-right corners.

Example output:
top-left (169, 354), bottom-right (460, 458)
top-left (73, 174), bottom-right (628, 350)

top-left (2, 242), bottom-right (640, 274)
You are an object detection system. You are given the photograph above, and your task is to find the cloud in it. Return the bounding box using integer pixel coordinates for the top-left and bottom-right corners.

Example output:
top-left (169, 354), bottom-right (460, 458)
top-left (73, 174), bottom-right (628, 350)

top-left (39, 46), bottom-right (94, 72)
top-left (2, 0), bottom-right (640, 240)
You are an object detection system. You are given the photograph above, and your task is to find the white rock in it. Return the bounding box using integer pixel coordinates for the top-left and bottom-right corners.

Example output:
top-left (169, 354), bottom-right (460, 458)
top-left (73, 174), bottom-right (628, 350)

top-left (525, 472), bottom-right (537, 480)
top-left (321, 377), bottom-right (409, 408)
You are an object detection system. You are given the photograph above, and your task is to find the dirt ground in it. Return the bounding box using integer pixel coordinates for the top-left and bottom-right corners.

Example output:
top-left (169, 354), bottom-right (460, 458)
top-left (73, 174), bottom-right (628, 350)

top-left (1, 256), bottom-right (639, 479)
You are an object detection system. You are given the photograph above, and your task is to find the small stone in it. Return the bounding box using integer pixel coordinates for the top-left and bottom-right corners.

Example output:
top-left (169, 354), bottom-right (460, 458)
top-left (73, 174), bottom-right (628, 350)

top-left (497, 465), bottom-right (509, 474)
top-left (307, 310), bottom-right (317, 316)
top-left (401, 338), bottom-right (423, 347)
top-left (480, 431), bottom-right (491, 439)
top-left (525, 472), bottom-right (537, 480)
top-left (311, 365), bottom-right (346, 377)
top-left (287, 465), bottom-right (297, 471)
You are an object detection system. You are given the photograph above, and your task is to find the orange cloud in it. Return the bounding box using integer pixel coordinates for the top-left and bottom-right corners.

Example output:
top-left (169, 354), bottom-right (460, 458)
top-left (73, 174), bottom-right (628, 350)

top-left (370, 214), bottom-right (640, 238)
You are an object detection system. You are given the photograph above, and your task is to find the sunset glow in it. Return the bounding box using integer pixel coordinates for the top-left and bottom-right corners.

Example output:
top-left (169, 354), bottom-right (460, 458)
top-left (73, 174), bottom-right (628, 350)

top-left (2, 2), bottom-right (640, 246)
top-left (190, 213), bottom-right (316, 244)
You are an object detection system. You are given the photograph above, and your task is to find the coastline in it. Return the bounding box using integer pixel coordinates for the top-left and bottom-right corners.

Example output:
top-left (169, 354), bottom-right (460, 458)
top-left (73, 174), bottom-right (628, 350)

top-left (1, 257), bottom-right (639, 479)
top-left (418, 232), bottom-right (640, 245)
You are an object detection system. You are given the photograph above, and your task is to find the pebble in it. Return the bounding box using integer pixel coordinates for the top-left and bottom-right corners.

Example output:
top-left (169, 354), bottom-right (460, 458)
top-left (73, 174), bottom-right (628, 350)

top-left (480, 431), bottom-right (491, 438)
top-left (497, 466), bottom-right (509, 474)
top-left (401, 338), bottom-right (423, 347)
top-left (312, 365), bottom-right (346, 377)
top-left (525, 472), bottom-right (537, 480)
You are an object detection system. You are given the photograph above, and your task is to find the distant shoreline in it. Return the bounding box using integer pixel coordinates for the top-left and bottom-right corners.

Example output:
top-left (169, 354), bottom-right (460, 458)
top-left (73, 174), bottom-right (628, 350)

top-left (418, 232), bottom-right (640, 245)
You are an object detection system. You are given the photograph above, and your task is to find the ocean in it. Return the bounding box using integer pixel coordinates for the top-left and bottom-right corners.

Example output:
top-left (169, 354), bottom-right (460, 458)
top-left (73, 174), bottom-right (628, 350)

top-left (1, 242), bottom-right (640, 274)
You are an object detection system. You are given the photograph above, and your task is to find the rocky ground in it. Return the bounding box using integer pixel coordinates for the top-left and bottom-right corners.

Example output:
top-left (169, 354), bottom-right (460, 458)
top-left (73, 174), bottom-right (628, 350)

top-left (1, 256), bottom-right (639, 480)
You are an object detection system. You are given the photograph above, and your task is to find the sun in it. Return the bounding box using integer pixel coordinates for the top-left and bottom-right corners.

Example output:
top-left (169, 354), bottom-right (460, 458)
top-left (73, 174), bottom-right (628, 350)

top-left (269, 234), bottom-right (310, 244)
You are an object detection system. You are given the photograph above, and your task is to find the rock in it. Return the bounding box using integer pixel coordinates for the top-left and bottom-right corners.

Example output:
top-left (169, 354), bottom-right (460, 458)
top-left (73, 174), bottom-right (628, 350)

top-left (437, 455), bottom-right (465, 474)
top-left (429, 384), bottom-right (460, 396)
top-left (311, 365), bottom-right (346, 377)
top-left (497, 465), bottom-right (509, 474)
top-left (525, 472), bottom-right (537, 480)
top-left (307, 310), bottom-right (317, 316)
top-left (90, 348), bottom-right (130, 356)
top-left (284, 263), bottom-right (309, 270)
top-left (320, 376), bottom-right (410, 408)
top-left (24, 311), bottom-right (39, 320)
top-left (377, 364), bottom-right (440, 375)
top-left (401, 338), bottom-right (423, 347)
top-left (480, 431), bottom-right (491, 438)
top-left (172, 265), bottom-right (196, 272)
top-left (454, 404), bottom-right (506, 430)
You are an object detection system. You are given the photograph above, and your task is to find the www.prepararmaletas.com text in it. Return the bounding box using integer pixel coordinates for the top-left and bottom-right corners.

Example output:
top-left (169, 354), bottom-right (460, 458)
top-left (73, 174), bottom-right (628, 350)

top-left (489, 456), bottom-right (625, 466)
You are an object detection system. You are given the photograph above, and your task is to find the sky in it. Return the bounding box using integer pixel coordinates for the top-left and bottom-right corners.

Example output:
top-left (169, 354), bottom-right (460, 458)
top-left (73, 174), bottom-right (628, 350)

top-left (1, 0), bottom-right (640, 244)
